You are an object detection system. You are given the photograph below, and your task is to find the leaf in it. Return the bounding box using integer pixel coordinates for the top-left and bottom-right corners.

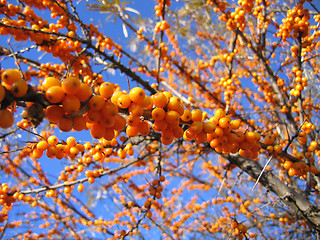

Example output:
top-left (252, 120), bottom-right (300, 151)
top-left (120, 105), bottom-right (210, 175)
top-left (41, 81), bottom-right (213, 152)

top-left (124, 7), bottom-right (140, 15)
top-left (122, 23), bottom-right (128, 38)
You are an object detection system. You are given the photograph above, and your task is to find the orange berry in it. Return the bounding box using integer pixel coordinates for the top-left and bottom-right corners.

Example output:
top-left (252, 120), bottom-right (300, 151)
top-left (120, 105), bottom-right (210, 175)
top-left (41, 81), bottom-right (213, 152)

top-left (152, 107), bottom-right (166, 121)
top-left (167, 96), bottom-right (182, 111)
top-left (66, 136), bottom-right (77, 146)
top-left (129, 87), bottom-right (145, 104)
top-left (45, 105), bottom-right (64, 124)
top-left (101, 102), bottom-right (118, 118)
top-left (203, 121), bottom-right (216, 134)
top-left (191, 109), bottom-right (202, 122)
top-left (111, 90), bottom-right (124, 104)
top-left (126, 125), bottom-right (139, 137)
top-left (99, 82), bottom-right (114, 99)
top-left (104, 127), bottom-right (115, 140)
top-left (117, 94), bottom-right (131, 108)
top-left (264, 134), bottom-right (274, 145)
top-left (58, 117), bottom-right (73, 132)
top-left (218, 116), bottom-right (231, 128)
top-left (230, 119), bottom-right (241, 129)
top-left (62, 95), bottom-right (80, 114)
top-left (46, 86), bottom-right (65, 103)
top-left (244, 131), bottom-right (257, 143)
top-left (113, 115), bottom-right (126, 131)
top-left (11, 79), bottom-right (28, 97)
top-left (139, 120), bottom-right (150, 136)
top-left (42, 77), bottom-right (60, 91)
top-left (61, 77), bottom-right (80, 95)
top-left (127, 114), bottom-right (140, 126)
top-left (1, 69), bottom-right (22, 88)
top-left (273, 144), bottom-right (282, 153)
top-left (73, 115), bottom-right (87, 131)
top-left (77, 184), bottom-right (84, 192)
top-left (0, 109), bottom-right (14, 128)
top-left (89, 95), bottom-right (105, 111)
top-left (165, 110), bottom-right (180, 124)
top-left (76, 83), bottom-right (92, 102)
top-left (36, 141), bottom-right (48, 151)
top-left (181, 109), bottom-right (192, 122)
top-left (215, 108), bottom-right (226, 118)
top-left (190, 121), bottom-right (203, 134)
top-left (47, 135), bottom-right (58, 146)
top-left (90, 122), bottom-right (105, 139)
top-left (129, 103), bottom-right (143, 116)
top-left (153, 120), bottom-right (168, 132)
top-left (32, 148), bottom-right (43, 159)
top-left (153, 92), bottom-right (168, 108)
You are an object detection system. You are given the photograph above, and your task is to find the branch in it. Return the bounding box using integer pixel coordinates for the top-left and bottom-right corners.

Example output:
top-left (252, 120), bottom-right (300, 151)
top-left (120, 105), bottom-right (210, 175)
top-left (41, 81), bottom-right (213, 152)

top-left (226, 153), bottom-right (320, 233)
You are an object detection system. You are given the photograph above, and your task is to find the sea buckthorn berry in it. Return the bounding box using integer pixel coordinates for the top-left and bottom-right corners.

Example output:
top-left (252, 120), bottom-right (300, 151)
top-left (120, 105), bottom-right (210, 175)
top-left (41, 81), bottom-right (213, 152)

top-left (127, 114), bottom-right (140, 126)
top-left (152, 107), bottom-right (166, 121)
top-left (264, 134), bottom-right (274, 145)
top-left (230, 119), bottom-right (241, 130)
top-left (61, 77), bottom-right (80, 95)
top-left (113, 115), bottom-right (126, 131)
top-left (101, 102), bottom-right (118, 118)
top-left (62, 95), bottom-right (81, 114)
top-left (191, 109), bottom-right (202, 122)
top-left (126, 125), bottom-right (139, 137)
top-left (32, 149), bottom-right (43, 159)
top-left (153, 92), bottom-right (168, 108)
top-left (90, 123), bottom-right (105, 139)
top-left (67, 136), bottom-right (76, 146)
top-left (77, 184), bottom-right (84, 192)
top-left (76, 83), bottom-right (92, 102)
top-left (165, 110), bottom-right (180, 124)
top-left (190, 121), bottom-right (203, 134)
top-left (1, 69), bottom-right (22, 88)
top-left (104, 127), bottom-right (115, 140)
top-left (36, 141), bottom-right (48, 151)
top-left (129, 87), bottom-right (145, 104)
top-left (47, 135), bottom-right (58, 146)
top-left (11, 79), bottom-right (28, 97)
top-left (129, 103), bottom-right (143, 117)
top-left (45, 105), bottom-right (64, 124)
top-left (244, 131), bottom-right (257, 143)
top-left (141, 95), bottom-right (152, 109)
top-left (0, 109), bottom-right (14, 128)
top-left (89, 95), bottom-right (105, 111)
top-left (203, 122), bottom-right (216, 134)
top-left (218, 116), bottom-right (231, 128)
top-left (215, 108), bottom-right (226, 118)
top-left (42, 77), bottom-right (60, 91)
top-left (58, 117), bottom-right (73, 132)
top-left (273, 144), bottom-right (282, 153)
top-left (172, 126), bottom-right (184, 138)
top-left (99, 82), bottom-right (114, 99)
top-left (46, 86), bottom-right (65, 103)
top-left (0, 85), bottom-right (5, 102)
top-left (153, 120), bottom-right (168, 132)
top-left (167, 96), bottom-right (182, 110)
top-left (181, 109), bottom-right (192, 122)
top-left (111, 90), bottom-right (124, 104)
top-left (73, 115), bottom-right (87, 131)
top-left (117, 94), bottom-right (131, 108)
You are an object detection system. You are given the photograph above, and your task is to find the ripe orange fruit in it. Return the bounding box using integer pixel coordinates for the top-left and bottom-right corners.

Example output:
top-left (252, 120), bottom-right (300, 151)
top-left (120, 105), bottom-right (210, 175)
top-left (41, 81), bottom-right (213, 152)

top-left (76, 83), bottom-right (92, 101)
top-left (113, 115), bottom-right (126, 131)
top-left (152, 107), bottom-right (165, 121)
top-left (153, 92), bottom-right (168, 108)
top-left (46, 86), bottom-right (65, 103)
top-left (61, 77), bottom-right (81, 95)
top-left (45, 105), bottom-right (64, 124)
top-left (99, 82), bottom-right (114, 99)
top-left (117, 94), bottom-right (131, 108)
top-left (42, 77), bottom-right (60, 91)
top-left (89, 95), bottom-right (105, 111)
top-left (47, 135), bottom-right (58, 146)
top-left (0, 109), bottom-right (14, 128)
top-left (58, 117), bottom-right (73, 132)
top-left (129, 87), bottom-right (145, 104)
top-left (101, 102), bottom-right (118, 118)
top-left (11, 79), bottom-right (28, 97)
top-left (1, 69), bottom-right (22, 88)
top-left (62, 95), bottom-right (81, 114)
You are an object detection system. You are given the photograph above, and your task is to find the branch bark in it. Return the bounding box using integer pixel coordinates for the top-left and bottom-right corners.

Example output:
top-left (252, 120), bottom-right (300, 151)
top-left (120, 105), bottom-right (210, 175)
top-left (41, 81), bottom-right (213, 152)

top-left (226, 153), bottom-right (320, 233)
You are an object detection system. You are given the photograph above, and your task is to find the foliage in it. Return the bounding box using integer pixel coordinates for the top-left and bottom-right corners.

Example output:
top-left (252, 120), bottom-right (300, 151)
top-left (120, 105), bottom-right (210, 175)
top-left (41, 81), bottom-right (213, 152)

top-left (0, 0), bottom-right (319, 239)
